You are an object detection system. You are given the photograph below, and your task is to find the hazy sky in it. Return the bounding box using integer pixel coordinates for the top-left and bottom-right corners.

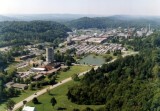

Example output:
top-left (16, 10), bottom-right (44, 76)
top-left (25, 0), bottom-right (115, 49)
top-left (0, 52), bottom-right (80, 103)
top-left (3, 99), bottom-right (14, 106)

top-left (0, 0), bottom-right (160, 16)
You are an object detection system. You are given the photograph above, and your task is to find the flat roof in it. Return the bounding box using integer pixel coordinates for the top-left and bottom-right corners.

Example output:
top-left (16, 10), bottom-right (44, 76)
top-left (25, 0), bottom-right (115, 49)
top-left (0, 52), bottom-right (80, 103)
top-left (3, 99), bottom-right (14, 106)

top-left (12, 83), bottom-right (28, 89)
top-left (33, 74), bottom-right (43, 79)
top-left (85, 37), bottom-right (107, 43)
top-left (31, 68), bottom-right (45, 71)
top-left (22, 106), bottom-right (35, 111)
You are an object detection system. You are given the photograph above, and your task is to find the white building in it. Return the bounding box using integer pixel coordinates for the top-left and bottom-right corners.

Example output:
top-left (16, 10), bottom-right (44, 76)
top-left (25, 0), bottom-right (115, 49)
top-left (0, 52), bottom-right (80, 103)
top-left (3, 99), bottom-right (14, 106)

top-left (136, 31), bottom-right (143, 37)
top-left (22, 106), bottom-right (36, 111)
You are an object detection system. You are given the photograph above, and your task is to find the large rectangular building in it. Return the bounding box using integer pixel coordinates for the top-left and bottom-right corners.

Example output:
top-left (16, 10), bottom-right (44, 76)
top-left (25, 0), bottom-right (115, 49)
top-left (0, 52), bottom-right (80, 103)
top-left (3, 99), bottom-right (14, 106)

top-left (85, 37), bottom-right (108, 44)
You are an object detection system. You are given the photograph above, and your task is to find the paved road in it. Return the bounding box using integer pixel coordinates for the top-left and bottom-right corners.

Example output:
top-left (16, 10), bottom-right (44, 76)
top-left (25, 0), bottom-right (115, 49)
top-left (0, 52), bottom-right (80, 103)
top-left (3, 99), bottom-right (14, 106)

top-left (13, 68), bottom-right (96, 111)
top-left (13, 51), bottom-right (138, 111)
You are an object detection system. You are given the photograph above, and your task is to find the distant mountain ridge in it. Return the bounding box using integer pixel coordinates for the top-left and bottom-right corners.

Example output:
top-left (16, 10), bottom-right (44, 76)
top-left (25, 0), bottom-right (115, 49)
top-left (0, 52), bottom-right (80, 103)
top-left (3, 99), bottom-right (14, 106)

top-left (1, 14), bottom-right (160, 29)
top-left (0, 15), bottom-right (18, 21)
top-left (66, 16), bottom-right (160, 29)
top-left (0, 14), bottom-right (99, 22)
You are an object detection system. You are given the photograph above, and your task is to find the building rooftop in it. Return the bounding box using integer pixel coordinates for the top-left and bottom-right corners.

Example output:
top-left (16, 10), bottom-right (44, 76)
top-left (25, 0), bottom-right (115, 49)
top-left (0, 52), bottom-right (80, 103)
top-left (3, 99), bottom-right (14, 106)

top-left (22, 106), bottom-right (36, 111)
top-left (6, 82), bottom-right (28, 90)
top-left (85, 37), bottom-right (107, 43)
top-left (5, 82), bottom-right (14, 86)
top-left (31, 68), bottom-right (46, 71)
top-left (33, 74), bottom-right (43, 80)
top-left (12, 83), bottom-right (28, 89)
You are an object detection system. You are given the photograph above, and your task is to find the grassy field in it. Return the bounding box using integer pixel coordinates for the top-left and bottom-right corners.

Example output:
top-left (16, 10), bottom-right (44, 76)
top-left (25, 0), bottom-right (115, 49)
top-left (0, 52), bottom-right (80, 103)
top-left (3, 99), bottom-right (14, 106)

top-left (56, 65), bottom-right (91, 82)
top-left (0, 65), bottom-right (91, 111)
top-left (0, 89), bottom-right (39, 111)
top-left (17, 65), bottom-right (31, 72)
top-left (26, 80), bottom-right (104, 111)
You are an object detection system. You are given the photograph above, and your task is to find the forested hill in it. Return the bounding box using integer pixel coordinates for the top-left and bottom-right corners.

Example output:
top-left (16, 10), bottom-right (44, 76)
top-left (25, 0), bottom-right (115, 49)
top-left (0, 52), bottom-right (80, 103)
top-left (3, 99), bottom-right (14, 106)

top-left (66, 16), bottom-right (160, 29)
top-left (67, 33), bottom-right (160, 110)
top-left (0, 21), bottom-right (71, 45)
top-left (66, 17), bottom-right (107, 29)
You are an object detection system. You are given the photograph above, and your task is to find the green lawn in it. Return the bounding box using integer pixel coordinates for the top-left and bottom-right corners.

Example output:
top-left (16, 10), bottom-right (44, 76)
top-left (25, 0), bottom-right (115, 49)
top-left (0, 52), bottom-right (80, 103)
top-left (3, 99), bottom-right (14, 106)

top-left (0, 103), bottom-right (6, 111)
top-left (0, 65), bottom-right (92, 111)
top-left (26, 80), bottom-right (104, 111)
top-left (0, 89), bottom-right (38, 111)
top-left (17, 65), bottom-right (31, 72)
top-left (56, 65), bottom-right (92, 82)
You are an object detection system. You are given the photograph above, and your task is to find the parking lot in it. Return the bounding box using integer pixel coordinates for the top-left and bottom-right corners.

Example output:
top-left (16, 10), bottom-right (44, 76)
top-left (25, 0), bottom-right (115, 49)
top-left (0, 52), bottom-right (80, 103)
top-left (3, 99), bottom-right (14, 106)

top-left (59, 43), bottom-right (126, 55)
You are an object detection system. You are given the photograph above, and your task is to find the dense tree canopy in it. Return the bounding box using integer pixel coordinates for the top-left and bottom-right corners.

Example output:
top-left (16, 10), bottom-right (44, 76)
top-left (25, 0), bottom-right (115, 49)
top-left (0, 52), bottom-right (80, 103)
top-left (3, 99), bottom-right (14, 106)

top-left (66, 16), bottom-right (160, 29)
top-left (67, 33), bottom-right (160, 111)
top-left (0, 21), bottom-right (71, 47)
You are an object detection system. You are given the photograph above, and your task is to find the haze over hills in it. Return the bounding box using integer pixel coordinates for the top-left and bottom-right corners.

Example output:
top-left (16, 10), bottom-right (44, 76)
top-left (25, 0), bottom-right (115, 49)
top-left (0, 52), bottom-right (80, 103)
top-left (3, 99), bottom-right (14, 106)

top-left (1, 14), bottom-right (160, 29)
top-left (66, 15), bottom-right (160, 29)
top-left (0, 14), bottom-right (100, 22)
top-left (0, 14), bottom-right (160, 23)
top-left (0, 15), bottom-right (18, 21)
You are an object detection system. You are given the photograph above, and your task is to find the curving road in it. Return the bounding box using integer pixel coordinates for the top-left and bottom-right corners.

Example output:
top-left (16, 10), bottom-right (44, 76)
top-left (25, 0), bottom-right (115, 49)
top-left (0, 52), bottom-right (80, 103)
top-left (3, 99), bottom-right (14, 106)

top-left (13, 51), bottom-right (138, 111)
top-left (13, 68), bottom-right (95, 111)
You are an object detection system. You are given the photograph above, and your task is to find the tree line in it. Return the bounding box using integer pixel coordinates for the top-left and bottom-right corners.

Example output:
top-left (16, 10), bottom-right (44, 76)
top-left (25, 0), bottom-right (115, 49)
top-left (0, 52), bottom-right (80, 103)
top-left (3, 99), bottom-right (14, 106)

top-left (67, 33), bottom-right (160, 111)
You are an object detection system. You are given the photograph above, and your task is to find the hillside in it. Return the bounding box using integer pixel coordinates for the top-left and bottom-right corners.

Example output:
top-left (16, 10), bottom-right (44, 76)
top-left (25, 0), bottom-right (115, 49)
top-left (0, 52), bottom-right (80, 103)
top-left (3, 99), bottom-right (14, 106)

top-left (67, 33), bottom-right (160, 111)
top-left (0, 21), bottom-right (71, 46)
top-left (66, 17), bottom-right (107, 29)
top-left (66, 16), bottom-right (160, 29)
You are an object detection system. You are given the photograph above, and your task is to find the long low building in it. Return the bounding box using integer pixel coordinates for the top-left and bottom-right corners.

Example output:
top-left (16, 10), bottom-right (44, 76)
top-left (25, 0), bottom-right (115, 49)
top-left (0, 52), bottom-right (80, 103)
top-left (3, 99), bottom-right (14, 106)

top-left (5, 82), bottom-right (28, 90)
top-left (85, 37), bottom-right (108, 44)
top-left (30, 68), bottom-right (46, 72)
top-left (19, 54), bottom-right (36, 60)
top-left (72, 35), bottom-right (90, 41)
top-left (33, 74), bottom-right (44, 80)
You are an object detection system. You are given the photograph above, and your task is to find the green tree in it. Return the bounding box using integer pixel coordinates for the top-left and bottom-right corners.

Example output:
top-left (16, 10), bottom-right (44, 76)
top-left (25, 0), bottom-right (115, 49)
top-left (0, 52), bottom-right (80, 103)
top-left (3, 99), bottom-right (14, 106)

top-left (0, 80), bottom-right (3, 102)
top-left (7, 67), bottom-right (16, 77)
top-left (152, 64), bottom-right (160, 79)
top-left (82, 107), bottom-right (94, 111)
top-left (29, 84), bottom-right (34, 90)
top-left (73, 108), bottom-right (80, 111)
top-left (72, 74), bottom-right (80, 81)
top-left (65, 60), bottom-right (72, 66)
top-left (32, 97), bottom-right (39, 104)
top-left (5, 99), bottom-right (15, 111)
top-left (50, 97), bottom-right (57, 107)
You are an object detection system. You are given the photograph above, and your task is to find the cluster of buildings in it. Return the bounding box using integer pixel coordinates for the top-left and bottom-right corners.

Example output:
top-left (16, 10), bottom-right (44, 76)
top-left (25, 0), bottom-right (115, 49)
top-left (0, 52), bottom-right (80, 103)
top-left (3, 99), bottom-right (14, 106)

top-left (60, 43), bottom-right (126, 55)
top-left (68, 33), bottom-right (110, 44)
top-left (15, 46), bottom-right (45, 62)
top-left (71, 36), bottom-right (109, 44)
top-left (68, 25), bottom-right (154, 43)
top-left (3, 25), bottom-right (154, 91)
top-left (15, 47), bottom-right (67, 80)
top-left (5, 46), bottom-right (69, 90)
top-left (68, 28), bottom-right (130, 43)
top-left (136, 25), bottom-right (153, 37)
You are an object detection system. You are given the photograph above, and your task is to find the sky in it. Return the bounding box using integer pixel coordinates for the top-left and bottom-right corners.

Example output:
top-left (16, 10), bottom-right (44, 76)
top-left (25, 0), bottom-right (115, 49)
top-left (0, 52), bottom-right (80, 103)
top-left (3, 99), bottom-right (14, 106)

top-left (0, 0), bottom-right (160, 16)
